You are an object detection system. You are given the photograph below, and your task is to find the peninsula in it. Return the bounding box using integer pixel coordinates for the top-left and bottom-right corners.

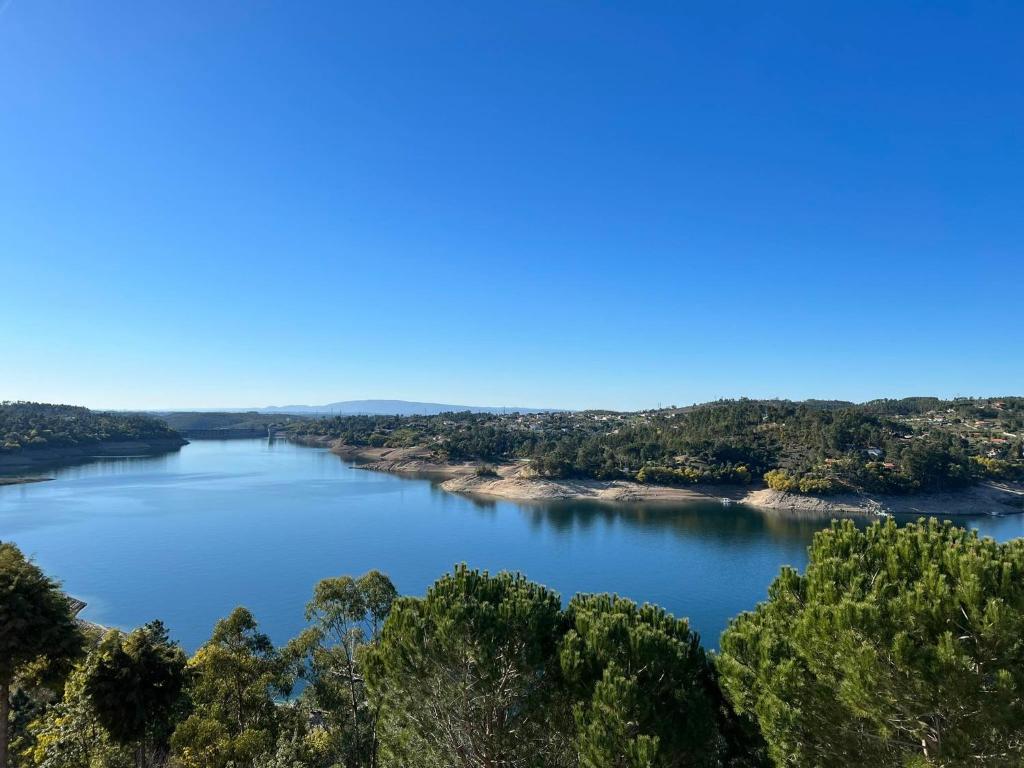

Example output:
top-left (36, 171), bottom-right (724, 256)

top-left (0, 402), bottom-right (187, 477)
top-left (290, 397), bottom-right (1024, 516)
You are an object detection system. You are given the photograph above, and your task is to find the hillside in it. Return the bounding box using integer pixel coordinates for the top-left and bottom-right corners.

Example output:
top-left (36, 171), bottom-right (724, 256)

top-left (0, 401), bottom-right (186, 471)
top-left (291, 397), bottom-right (1024, 499)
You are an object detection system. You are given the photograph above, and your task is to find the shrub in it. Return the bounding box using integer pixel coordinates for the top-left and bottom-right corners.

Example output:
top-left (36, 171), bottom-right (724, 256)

top-left (763, 469), bottom-right (798, 492)
top-left (796, 476), bottom-right (835, 494)
top-left (971, 455), bottom-right (1024, 481)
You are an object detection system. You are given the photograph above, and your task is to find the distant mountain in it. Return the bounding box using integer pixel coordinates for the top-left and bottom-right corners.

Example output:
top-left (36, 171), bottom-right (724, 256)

top-left (259, 399), bottom-right (560, 416)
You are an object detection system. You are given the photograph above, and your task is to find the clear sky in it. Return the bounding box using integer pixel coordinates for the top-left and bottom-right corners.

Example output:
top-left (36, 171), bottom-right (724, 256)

top-left (2, 2), bottom-right (1021, 411)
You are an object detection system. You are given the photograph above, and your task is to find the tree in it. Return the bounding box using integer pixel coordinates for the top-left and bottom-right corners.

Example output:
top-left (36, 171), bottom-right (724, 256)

top-left (363, 565), bottom-right (569, 768)
top-left (287, 570), bottom-right (397, 768)
top-left (717, 518), bottom-right (1024, 767)
top-left (561, 594), bottom-right (758, 768)
top-left (0, 544), bottom-right (83, 768)
top-left (172, 607), bottom-right (286, 768)
top-left (24, 663), bottom-right (134, 768)
top-left (83, 621), bottom-right (188, 767)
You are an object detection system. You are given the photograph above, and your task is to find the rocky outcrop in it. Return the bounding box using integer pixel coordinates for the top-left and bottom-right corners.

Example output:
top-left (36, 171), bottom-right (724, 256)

top-left (742, 482), bottom-right (1024, 517)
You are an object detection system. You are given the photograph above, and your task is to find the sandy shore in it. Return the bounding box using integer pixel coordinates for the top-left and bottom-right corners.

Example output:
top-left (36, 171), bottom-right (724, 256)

top-left (292, 438), bottom-right (739, 502)
top-left (294, 438), bottom-right (1024, 516)
top-left (439, 473), bottom-right (743, 502)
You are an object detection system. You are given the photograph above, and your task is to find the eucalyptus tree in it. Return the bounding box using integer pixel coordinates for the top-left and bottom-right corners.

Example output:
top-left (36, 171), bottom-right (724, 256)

top-left (172, 607), bottom-right (287, 768)
top-left (287, 570), bottom-right (397, 768)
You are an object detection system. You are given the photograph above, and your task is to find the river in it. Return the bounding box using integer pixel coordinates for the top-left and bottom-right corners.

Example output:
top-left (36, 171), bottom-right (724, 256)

top-left (2, 438), bottom-right (1023, 651)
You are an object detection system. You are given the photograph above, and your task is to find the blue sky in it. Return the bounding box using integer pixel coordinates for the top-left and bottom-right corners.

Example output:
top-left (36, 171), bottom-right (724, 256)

top-left (2, 2), bottom-right (1021, 411)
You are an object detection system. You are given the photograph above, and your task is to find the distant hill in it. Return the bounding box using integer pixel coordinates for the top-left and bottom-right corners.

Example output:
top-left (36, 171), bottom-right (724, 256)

top-left (260, 399), bottom-right (559, 416)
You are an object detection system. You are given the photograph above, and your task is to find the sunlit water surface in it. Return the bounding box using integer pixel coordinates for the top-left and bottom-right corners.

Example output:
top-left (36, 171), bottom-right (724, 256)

top-left (3, 439), bottom-right (1023, 651)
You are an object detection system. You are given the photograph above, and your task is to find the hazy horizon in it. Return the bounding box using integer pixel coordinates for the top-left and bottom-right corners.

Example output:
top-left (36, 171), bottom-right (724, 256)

top-left (3, 3), bottom-right (1022, 409)
top-left (5, 392), bottom-right (1021, 415)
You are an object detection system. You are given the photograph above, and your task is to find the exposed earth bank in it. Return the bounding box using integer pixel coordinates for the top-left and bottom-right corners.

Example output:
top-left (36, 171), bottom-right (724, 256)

top-left (294, 438), bottom-right (1024, 516)
top-left (0, 438), bottom-right (189, 479)
top-left (743, 483), bottom-right (1024, 517)
top-left (0, 476), bottom-right (52, 486)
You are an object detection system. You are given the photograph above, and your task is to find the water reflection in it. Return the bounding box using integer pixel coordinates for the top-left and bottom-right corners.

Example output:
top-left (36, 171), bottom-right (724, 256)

top-left (4, 449), bottom-right (181, 483)
top-left (516, 499), bottom-right (837, 544)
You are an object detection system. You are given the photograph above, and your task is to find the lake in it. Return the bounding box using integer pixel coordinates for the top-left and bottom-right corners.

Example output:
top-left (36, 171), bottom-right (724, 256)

top-left (3, 438), bottom-right (1023, 651)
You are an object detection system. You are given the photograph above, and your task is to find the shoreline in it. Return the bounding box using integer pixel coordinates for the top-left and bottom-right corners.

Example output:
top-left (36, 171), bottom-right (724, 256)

top-left (294, 437), bottom-right (1024, 517)
top-left (0, 476), bottom-right (53, 486)
top-left (0, 437), bottom-right (189, 475)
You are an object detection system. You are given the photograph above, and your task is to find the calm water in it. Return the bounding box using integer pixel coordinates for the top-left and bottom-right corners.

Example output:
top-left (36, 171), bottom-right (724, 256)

top-left (3, 439), bottom-right (1023, 651)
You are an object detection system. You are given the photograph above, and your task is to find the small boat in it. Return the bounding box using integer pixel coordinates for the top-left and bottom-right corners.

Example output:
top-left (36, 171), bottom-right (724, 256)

top-left (720, 498), bottom-right (733, 506)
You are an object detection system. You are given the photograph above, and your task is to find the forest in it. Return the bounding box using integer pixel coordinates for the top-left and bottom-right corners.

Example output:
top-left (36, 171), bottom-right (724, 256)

top-left (0, 403), bottom-right (182, 454)
top-left (291, 398), bottom-right (1024, 495)
top-left (3, 517), bottom-right (1023, 768)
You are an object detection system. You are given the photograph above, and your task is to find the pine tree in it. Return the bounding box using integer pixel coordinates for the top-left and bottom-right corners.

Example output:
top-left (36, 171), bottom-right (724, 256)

top-left (718, 518), bottom-right (1024, 767)
top-left (561, 594), bottom-right (759, 767)
top-left (363, 565), bottom-right (569, 768)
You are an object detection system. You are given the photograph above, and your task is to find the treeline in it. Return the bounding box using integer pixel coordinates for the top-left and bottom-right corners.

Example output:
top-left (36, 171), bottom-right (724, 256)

top-left (157, 413), bottom-right (308, 432)
top-left (5, 517), bottom-right (1024, 767)
top-left (291, 398), bottom-right (1024, 495)
top-left (0, 403), bottom-right (181, 454)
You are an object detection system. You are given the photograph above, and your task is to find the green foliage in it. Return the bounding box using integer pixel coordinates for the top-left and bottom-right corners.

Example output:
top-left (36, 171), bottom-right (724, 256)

top-left (560, 594), bottom-right (739, 768)
top-left (363, 565), bottom-right (569, 768)
top-left (638, 465), bottom-right (752, 486)
top-left (287, 570), bottom-right (397, 768)
top-left (0, 544), bottom-right (84, 687)
top-left (171, 607), bottom-right (285, 768)
top-left (717, 518), bottom-right (1024, 767)
top-left (23, 664), bottom-right (134, 768)
top-left (0, 544), bottom-right (84, 768)
top-left (362, 569), bottom-right (757, 767)
top-left (971, 455), bottom-right (1024, 481)
top-left (797, 477), bottom-right (833, 494)
top-left (252, 722), bottom-right (339, 768)
top-left (0, 402), bottom-right (181, 454)
top-left (763, 470), bottom-right (798, 492)
top-left (293, 398), bottom-right (1024, 495)
top-left (83, 622), bottom-right (187, 754)
top-left (24, 625), bottom-right (186, 768)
